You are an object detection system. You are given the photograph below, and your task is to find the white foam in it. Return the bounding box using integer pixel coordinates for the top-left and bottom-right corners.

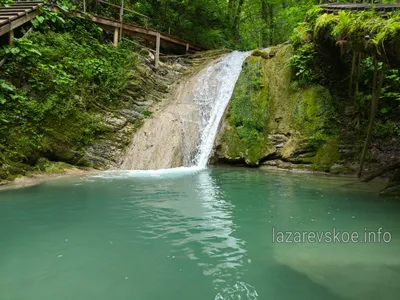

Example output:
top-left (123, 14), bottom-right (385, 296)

top-left (90, 166), bottom-right (204, 179)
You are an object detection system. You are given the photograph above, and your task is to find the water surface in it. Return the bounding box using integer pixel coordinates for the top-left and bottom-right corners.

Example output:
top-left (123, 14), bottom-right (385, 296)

top-left (0, 168), bottom-right (399, 300)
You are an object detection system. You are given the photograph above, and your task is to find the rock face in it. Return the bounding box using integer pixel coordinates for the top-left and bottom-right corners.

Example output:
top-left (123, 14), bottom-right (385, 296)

top-left (118, 67), bottom-right (204, 170)
top-left (380, 170), bottom-right (400, 197)
top-left (79, 52), bottom-right (213, 169)
top-left (212, 45), bottom-right (352, 172)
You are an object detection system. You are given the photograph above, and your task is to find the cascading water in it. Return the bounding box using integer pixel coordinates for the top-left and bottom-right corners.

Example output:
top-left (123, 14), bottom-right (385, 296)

top-left (189, 51), bottom-right (250, 168)
top-left (120, 51), bottom-right (249, 171)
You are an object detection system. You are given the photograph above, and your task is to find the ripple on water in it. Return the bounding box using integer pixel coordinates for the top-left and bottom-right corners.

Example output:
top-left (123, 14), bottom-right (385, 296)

top-left (0, 168), bottom-right (399, 300)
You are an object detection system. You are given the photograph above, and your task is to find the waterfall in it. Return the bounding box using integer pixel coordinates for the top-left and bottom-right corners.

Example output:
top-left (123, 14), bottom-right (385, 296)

top-left (190, 51), bottom-right (250, 168)
top-left (120, 51), bottom-right (249, 171)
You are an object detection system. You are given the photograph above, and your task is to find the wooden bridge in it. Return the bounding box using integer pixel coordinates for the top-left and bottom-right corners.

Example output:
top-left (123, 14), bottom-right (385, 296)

top-left (0, 0), bottom-right (205, 68)
top-left (320, 1), bottom-right (400, 13)
top-left (0, 1), bottom-right (44, 41)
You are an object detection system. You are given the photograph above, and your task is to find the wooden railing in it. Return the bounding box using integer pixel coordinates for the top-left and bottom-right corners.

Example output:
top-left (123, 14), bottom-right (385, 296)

top-left (320, 0), bottom-right (399, 3)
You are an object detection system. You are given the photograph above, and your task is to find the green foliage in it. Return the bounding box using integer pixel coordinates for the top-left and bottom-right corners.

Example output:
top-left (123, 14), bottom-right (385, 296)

top-left (290, 22), bottom-right (312, 48)
top-left (375, 14), bottom-right (400, 51)
top-left (358, 58), bottom-right (400, 118)
top-left (311, 9), bottom-right (400, 55)
top-left (331, 11), bottom-right (351, 40)
top-left (63, 0), bottom-right (321, 50)
top-left (142, 110), bottom-right (152, 119)
top-left (305, 5), bottom-right (323, 25)
top-left (372, 120), bottom-right (400, 141)
top-left (292, 85), bottom-right (337, 147)
top-left (225, 56), bottom-right (270, 164)
top-left (0, 0), bottom-right (13, 7)
top-left (290, 43), bottom-right (319, 84)
top-left (0, 13), bottom-right (137, 172)
top-left (312, 138), bottom-right (340, 171)
top-left (314, 13), bottom-right (338, 40)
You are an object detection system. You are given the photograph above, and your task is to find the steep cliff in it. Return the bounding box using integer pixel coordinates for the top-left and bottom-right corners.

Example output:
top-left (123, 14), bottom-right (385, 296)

top-left (213, 44), bottom-right (344, 172)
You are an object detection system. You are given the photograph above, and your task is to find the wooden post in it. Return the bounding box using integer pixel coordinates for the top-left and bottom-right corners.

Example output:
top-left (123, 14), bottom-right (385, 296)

top-left (8, 29), bottom-right (14, 45)
top-left (349, 50), bottom-right (356, 98)
top-left (113, 26), bottom-right (119, 48)
top-left (145, 17), bottom-right (149, 28)
top-left (357, 60), bottom-right (385, 178)
top-left (83, 0), bottom-right (86, 13)
top-left (186, 43), bottom-right (189, 54)
top-left (119, 0), bottom-right (124, 41)
top-left (355, 53), bottom-right (362, 98)
top-left (155, 32), bottom-right (160, 69)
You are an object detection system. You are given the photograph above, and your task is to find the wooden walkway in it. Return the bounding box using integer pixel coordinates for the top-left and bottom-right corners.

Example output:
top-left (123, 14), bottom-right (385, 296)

top-left (0, 1), bottom-right (44, 39)
top-left (0, 1), bottom-right (204, 67)
top-left (320, 3), bottom-right (400, 13)
top-left (86, 14), bottom-right (204, 52)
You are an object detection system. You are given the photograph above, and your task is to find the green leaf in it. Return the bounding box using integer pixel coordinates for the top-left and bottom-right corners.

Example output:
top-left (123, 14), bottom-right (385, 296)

top-left (0, 81), bottom-right (15, 92)
top-left (380, 107), bottom-right (390, 114)
top-left (36, 16), bottom-right (45, 24)
top-left (0, 93), bottom-right (6, 104)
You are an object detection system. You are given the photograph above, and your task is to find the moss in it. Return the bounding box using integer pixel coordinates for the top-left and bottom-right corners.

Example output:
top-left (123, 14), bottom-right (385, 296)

top-left (215, 44), bottom-right (340, 171)
top-left (0, 160), bottom-right (34, 181)
top-left (291, 84), bottom-right (336, 145)
top-left (219, 54), bottom-right (270, 165)
top-left (251, 50), bottom-right (270, 59)
top-left (35, 157), bottom-right (72, 173)
top-left (290, 23), bottom-right (313, 47)
top-left (312, 138), bottom-right (340, 171)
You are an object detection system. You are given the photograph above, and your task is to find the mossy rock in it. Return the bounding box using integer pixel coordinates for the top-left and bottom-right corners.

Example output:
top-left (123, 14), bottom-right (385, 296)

top-left (0, 161), bottom-right (34, 181)
top-left (214, 43), bottom-right (339, 171)
top-left (291, 84), bottom-right (335, 142)
top-left (312, 138), bottom-right (340, 171)
top-left (218, 54), bottom-right (271, 165)
top-left (251, 50), bottom-right (270, 59)
top-left (36, 157), bottom-right (71, 173)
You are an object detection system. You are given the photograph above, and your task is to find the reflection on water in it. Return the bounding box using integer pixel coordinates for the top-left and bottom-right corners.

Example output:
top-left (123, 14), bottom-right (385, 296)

top-left (195, 171), bottom-right (257, 299)
top-left (0, 168), bottom-right (399, 300)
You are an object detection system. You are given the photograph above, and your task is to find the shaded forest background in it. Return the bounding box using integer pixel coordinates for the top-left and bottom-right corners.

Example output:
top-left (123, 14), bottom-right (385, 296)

top-left (68, 0), bottom-right (318, 49)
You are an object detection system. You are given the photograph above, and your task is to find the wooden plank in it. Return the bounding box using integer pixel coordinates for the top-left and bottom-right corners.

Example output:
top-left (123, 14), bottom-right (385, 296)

top-left (0, 16), bottom-right (18, 21)
top-left (155, 32), bottom-right (160, 68)
top-left (10, 2), bottom-right (43, 6)
top-left (119, 0), bottom-right (124, 42)
top-left (90, 15), bottom-right (158, 37)
top-left (0, 11), bottom-right (25, 15)
top-left (11, 2), bottom-right (44, 4)
top-left (96, 0), bottom-right (149, 20)
top-left (0, 15), bottom-right (20, 18)
top-left (113, 26), bottom-right (118, 47)
top-left (8, 5), bottom-right (38, 8)
top-left (0, 8), bottom-right (40, 36)
top-left (71, 11), bottom-right (205, 51)
top-left (0, 7), bottom-right (32, 11)
top-left (0, 9), bottom-right (32, 14)
top-left (8, 29), bottom-right (14, 45)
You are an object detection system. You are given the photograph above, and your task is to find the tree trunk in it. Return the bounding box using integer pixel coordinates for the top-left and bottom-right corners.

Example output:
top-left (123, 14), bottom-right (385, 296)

top-left (355, 53), bottom-right (362, 98)
top-left (357, 59), bottom-right (385, 178)
top-left (268, 3), bottom-right (274, 45)
top-left (232, 0), bottom-right (244, 42)
top-left (261, 0), bottom-right (268, 47)
top-left (261, 1), bottom-right (274, 46)
top-left (349, 50), bottom-right (356, 98)
top-left (362, 161), bottom-right (400, 182)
